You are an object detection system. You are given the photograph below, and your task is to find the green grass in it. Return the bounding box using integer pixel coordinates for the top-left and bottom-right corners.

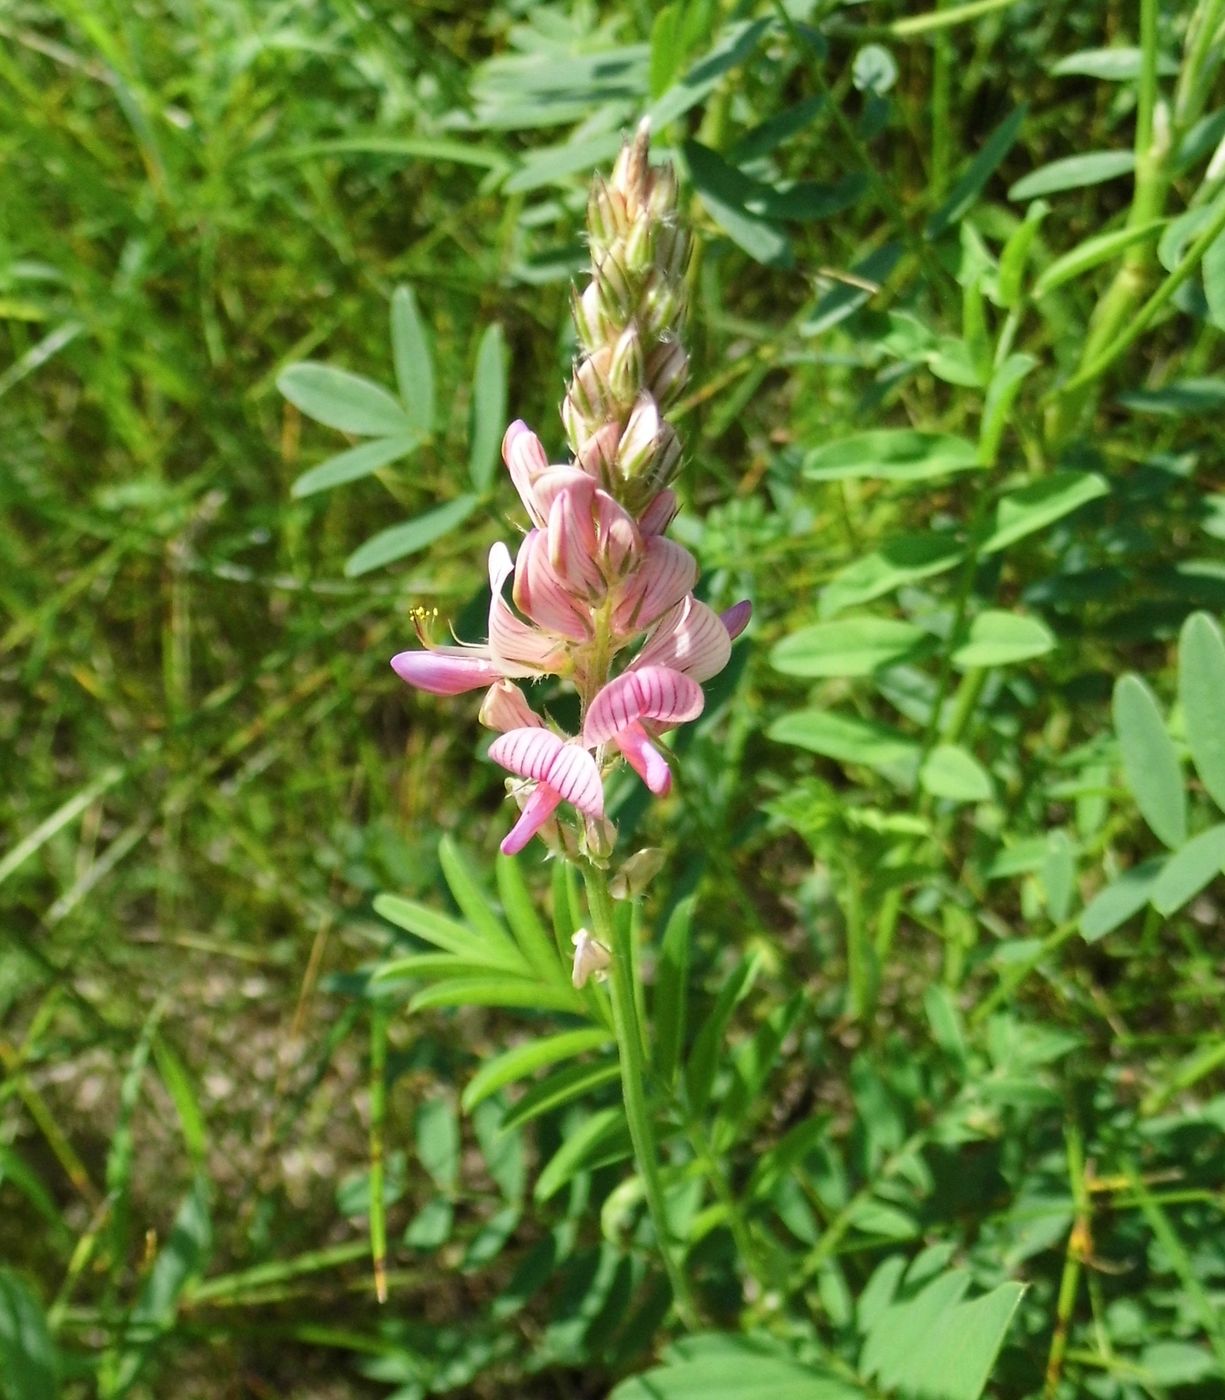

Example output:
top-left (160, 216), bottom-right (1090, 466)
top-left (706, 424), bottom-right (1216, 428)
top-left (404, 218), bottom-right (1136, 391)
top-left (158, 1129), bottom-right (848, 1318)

top-left (3, 0), bottom-right (1225, 1396)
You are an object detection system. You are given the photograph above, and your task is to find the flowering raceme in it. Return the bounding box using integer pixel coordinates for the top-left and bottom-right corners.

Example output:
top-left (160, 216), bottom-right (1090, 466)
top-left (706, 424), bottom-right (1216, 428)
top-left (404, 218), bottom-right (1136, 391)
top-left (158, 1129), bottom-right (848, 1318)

top-left (391, 123), bottom-right (749, 859)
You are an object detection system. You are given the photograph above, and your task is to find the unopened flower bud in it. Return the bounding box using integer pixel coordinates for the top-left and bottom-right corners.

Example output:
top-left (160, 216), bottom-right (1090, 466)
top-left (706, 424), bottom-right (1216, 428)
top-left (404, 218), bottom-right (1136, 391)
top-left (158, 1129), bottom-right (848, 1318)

top-left (647, 163), bottom-right (679, 221)
top-left (583, 813), bottom-right (617, 861)
top-left (654, 223), bottom-right (689, 281)
top-left (646, 338), bottom-right (689, 407)
top-left (642, 423), bottom-right (683, 494)
top-left (616, 393), bottom-right (662, 479)
top-left (575, 420), bottom-right (622, 485)
top-left (588, 176), bottom-right (628, 252)
top-left (638, 489), bottom-right (678, 536)
top-left (572, 282), bottom-right (606, 350)
top-left (623, 217), bottom-right (654, 274)
top-left (595, 251), bottom-right (635, 322)
top-left (607, 324), bottom-right (645, 402)
top-left (609, 847), bottom-right (666, 899)
top-left (611, 120), bottom-right (652, 211)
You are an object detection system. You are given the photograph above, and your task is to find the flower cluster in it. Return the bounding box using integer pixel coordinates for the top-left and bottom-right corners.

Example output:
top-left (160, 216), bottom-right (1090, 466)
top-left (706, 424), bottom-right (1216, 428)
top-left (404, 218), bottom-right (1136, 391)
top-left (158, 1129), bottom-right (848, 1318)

top-left (391, 123), bottom-right (749, 859)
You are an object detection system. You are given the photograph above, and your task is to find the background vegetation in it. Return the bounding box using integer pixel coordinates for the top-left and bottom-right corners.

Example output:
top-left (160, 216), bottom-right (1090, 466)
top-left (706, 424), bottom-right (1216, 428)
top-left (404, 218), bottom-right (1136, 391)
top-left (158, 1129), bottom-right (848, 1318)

top-left (2, 0), bottom-right (1223, 1396)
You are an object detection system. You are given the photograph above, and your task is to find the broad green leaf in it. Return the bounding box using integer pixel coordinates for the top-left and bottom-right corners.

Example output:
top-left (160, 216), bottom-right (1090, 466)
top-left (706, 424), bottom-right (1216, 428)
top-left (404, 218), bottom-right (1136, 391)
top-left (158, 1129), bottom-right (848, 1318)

top-left (772, 618), bottom-right (927, 677)
top-left (1179, 612), bottom-right (1225, 810)
top-left (804, 430), bottom-right (979, 483)
top-left (372, 893), bottom-right (527, 973)
top-left (416, 1098), bottom-right (459, 1192)
top-left (646, 19), bottom-right (769, 130)
top-left (951, 611), bottom-right (1056, 668)
top-left (979, 353), bottom-right (1037, 464)
top-left (801, 242), bottom-right (902, 337)
top-left (291, 434), bottom-right (420, 498)
top-left (686, 955), bottom-right (761, 1115)
top-left (1158, 202), bottom-right (1221, 272)
top-left (1140, 1341), bottom-right (1220, 1385)
top-left (753, 174), bottom-right (867, 222)
top-left (1150, 823), bottom-right (1225, 916)
top-left (920, 745), bottom-right (993, 803)
top-left (439, 836), bottom-right (521, 965)
top-left (344, 494), bottom-right (479, 576)
top-left (390, 286), bottom-right (435, 433)
top-left (768, 711), bottom-right (919, 770)
top-left (682, 141), bottom-right (792, 267)
top-left (861, 1266), bottom-right (1026, 1400)
top-left (730, 96), bottom-right (825, 164)
top-left (1203, 218), bottom-right (1225, 329)
top-left (468, 324), bottom-right (507, 491)
top-left (1041, 831), bottom-right (1078, 922)
top-left (1080, 858), bottom-right (1167, 941)
top-left (502, 1061), bottom-right (622, 1132)
top-left (409, 978), bottom-right (581, 1015)
top-left (1117, 378), bottom-right (1225, 415)
top-left (504, 131), bottom-right (624, 194)
top-left (1050, 48), bottom-right (1179, 81)
top-left (923, 985), bottom-right (967, 1066)
top-left (495, 853), bottom-right (566, 987)
top-left (534, 1108), bottom-right (628, 1202)
top-left (372, 953), bottom-right (503, 986)
top-left (821, 533), bottom-right (963, 615)
top-left (1009, 151), bottom-right (1135, 202)
top-left (997, 199), bottom-right (1049, 308)
top-left (927, 106), bottom-right (1026, 238)
top-left (404, 1197), bottom-right (452, 1248)
top-left (1113, 675), bottom-right (1186, 848)
top-left (979, 471), bottom-right (1108, 555)
top-left (462, 1029), bottom-right (612, 1112)
top-left (277, 362), bottom-right (412, 436)
top-left (611, 1354), bottom-right (863, 1399)
top-left (649, 4), bottom-right (685, 97)
top-left (0, 1270), bottom-right (57, 1400)
top-left (653, 896), bottom-right (695, 1087)
top-left (853, 44), bottom-right (897, 95)
top-left (471, 1099), bottom-right (525, 1203)
top-left (1032, 220), bottom-right (1166, 298)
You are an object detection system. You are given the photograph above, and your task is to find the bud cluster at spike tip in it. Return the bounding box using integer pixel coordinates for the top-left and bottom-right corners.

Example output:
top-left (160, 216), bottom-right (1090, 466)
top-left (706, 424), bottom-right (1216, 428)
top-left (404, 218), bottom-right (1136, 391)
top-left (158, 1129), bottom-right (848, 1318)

top-left (391, 121), bottom-right (750, 863)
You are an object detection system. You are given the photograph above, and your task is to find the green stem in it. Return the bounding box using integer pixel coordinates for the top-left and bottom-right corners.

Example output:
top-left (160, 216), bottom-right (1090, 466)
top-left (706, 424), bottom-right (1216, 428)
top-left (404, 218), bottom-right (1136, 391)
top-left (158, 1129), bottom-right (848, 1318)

top-left (583, 865), bottom-right (699, 1328)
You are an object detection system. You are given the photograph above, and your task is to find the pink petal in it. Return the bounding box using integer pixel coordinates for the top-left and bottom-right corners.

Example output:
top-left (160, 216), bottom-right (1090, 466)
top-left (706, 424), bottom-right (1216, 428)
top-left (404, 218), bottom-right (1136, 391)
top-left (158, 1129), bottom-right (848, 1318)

top-left (478, 680), bottom-right (545, 732)
top-left (638, 490), bottom-right (678, 536)
top-left (487, 541), bottom-right (571, 675)
top-left (547, 482), bottom-right (604, 598)
top-left (616, 720), bottom-right (673, 795)
top-left (501, 784), bottom-right (564, 855)
top-left (635, 596), bottom-right (731, 682)
top-left (721, 599), bottom-right (752, 641)
top-left (513, 532), bottom-right (592, 640)
top-left (613, 537), bottom-right (697, 634)
top-left (390, 648), bottom-right (502, 695)
top-left (584, 665), bottom-right (704, 745)
top-left (489, 729), bottom-right (604, 817)
top-left (502, 421), bottom-right (550, 524)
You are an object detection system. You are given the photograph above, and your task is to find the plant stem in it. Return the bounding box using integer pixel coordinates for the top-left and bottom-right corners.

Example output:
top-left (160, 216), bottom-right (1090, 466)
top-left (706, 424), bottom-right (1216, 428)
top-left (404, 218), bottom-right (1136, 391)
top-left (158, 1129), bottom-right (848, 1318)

top-left (582, 864), bottom-right (699, 1328)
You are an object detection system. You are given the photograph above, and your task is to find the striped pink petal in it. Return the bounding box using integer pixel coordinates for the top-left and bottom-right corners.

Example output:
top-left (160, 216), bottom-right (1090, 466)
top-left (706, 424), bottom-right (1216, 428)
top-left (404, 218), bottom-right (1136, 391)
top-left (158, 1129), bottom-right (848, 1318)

top-left (501, 784), bottom-right (564, 856)
top-left (390, 648), bottom-right (502, 695)
top-left (583, 665), bottom-right (704, 745)
top-left (547, 481), bottom-right (604, 598)
top-left (638, 489), bottom-right (678, 536)
top-left (613, 537), bottom-right (698, 634)
top-left (615, 720), bottom-right (674, 795)
top-left (513, 531), bottom-right (592, 640)
top-left (488, 728), bottom-right (604, 817)
top-left (721, 599), bottom-right (752, 640)
top-left (634, 596), bottom-right (731, 682)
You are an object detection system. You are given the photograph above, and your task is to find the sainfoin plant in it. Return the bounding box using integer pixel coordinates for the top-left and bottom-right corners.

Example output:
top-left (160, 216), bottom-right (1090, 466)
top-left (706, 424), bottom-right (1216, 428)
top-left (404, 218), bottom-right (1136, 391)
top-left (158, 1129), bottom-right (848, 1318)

top-left (389, 123), bottom-right (748, 1322)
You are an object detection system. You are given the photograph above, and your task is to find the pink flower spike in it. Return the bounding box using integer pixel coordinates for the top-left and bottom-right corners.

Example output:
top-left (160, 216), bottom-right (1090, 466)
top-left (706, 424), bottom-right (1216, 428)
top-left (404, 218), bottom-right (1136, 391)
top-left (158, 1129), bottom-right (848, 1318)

top-left (501, 784), bottom-right (565, 855)
top-left (489, 728), bottom-right (604, 817)
top-left (584, 665), bottom-right (704, 744)
top-left (635, 596), bottom-right (731, 682)
top-left (721, 599), bottom-right (752, 640)
top-left (390, 649), bottom-right (502, 695)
